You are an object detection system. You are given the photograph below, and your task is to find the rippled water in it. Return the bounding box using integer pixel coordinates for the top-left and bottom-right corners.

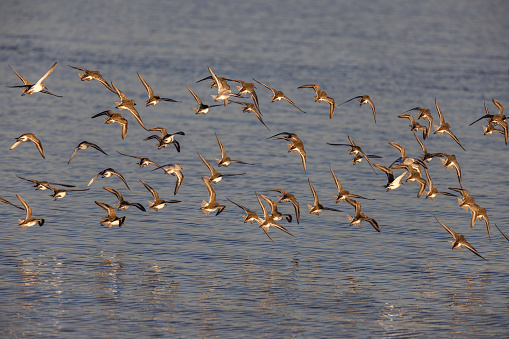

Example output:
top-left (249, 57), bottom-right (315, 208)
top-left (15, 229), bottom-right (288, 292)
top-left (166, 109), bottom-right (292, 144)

top-left (1, 0), bottom-right (508, 337)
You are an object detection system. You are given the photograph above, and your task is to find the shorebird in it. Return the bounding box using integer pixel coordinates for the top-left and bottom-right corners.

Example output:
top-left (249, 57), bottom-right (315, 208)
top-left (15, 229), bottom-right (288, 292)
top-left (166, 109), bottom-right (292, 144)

top-left (110, 82), bottom-right (148, 130)
top-left (338, 95), bottom-right (376, 123)
top-left (198, 152), bottom-right (246, 184)
top-left (95, 201), bottom-right (126, 228)
top-left (307, 178), bottom-right (342, 215)
top-left (207, 66), bottom-right (239, 106)
top-left (423, 167), bottom-right (456, 200)
top-left (214, 132), bottom-right (254, 167)
top-left (196, 73), bottom-right (228, 89)
top-left (116, 151), bottom-right (160, 168)
top-left (398, 113), bottom-right (429, 139)
top-left (87, 168), bottom-right (130, 190)
top-left (268, 132), bottom-right (307, 173)
top-left (103, 186), bottom-right (146, 211)
top-left (330, 165), bottom-right (374, 201)
top-left (255, 193), bottom-right (294, 241)
top-left (68, 141), bottom-right (108, 164)
top-left (48, 186), bottom-right (89, 201)
top-left (388, 141), bottom-right (427, 173)
top-left (0, 197), bottom-right (24, 210)
top-left (200, 177), bottom-right (225, 216)
top-left (435, 217), bottom-right (486, 260)
top-left (185, 84), bottom-right (222, 114)
top-left (140, 179), bottom-right (181, 212)
top-left (403, 166), bottom-right (427, 198)
top-left (436, 153), bottom-right (463, 188)
top-left (449, 187), bottom-right (476, 212)
top-left (469, 203), bottom-right (490, 239)
top-left (91, 110), bottom-right (129, 139)
top-left (327, 136), bottom-right (378, 174)
top-left (8, 62), bottom-right (61, 97)
top-left (228, 99), bottom-right (269, 130)
top-left (144, 127), bottom-right (185, 151)
top-left (483, 123), bottom-right (505, 137)
top-left (225, 78), bottom-right (261, 112)
top-left (68, 65), bottom-right (114, 92)
top-left (226, 198), bottom-right (260, 224)
top-left (433, 98), bottom-right (466, 151)
top-left (469, 99), bottom-right (508, 145)
top-left (402, 107), bottom-right (433, 139)
top-left (16, 195), bottom-right (45, 229)
top-left (10, 133), bottom-right (45, 159)
top-left (259, 194), bottom-right (292, 223)
top-left (151, 163), bottom-right (184, 195)
top-left (413, 132), bottom-right (442, 163)
top-left (495, 224), bottom-right (509, 242)
top-left (17, 175), bottom-right (76, 191)
top-left (271, 189), bottom-right (301, 224)
top-left (373, 164), bottom-right (407, 191)
top-left (298, 84), bottom-right (336, 118)
top-left (253, 78), bottom-right (306, 113)
top-left (345, 198), bottom-right (380, 232)
top-left (350, 153), bottom-right (382, 165)
top-left (137, 72), bottom-right (178, 106)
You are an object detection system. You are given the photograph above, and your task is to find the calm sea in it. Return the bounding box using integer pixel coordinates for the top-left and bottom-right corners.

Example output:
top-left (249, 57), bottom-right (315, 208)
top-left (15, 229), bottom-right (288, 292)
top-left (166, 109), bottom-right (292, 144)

top-left (0, 0), bottom-right (508, 337)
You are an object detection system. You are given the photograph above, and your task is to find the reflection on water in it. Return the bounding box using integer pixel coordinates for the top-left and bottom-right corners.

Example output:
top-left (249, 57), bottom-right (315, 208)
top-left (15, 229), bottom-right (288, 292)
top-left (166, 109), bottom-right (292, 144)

top-left (449, 273), bottom-right (490, 310)
top-left (0, 247), bottom-right (506, 337)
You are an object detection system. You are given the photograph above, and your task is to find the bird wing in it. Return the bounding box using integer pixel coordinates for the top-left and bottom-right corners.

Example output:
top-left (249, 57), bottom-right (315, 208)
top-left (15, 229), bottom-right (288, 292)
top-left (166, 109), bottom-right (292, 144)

top-left (462, 239), bottom-right (486, 260)
top-left (111, 170), bottom-right (130, 190)
top-left (435, 217), bottom-right (458, 240)
top-left (68, 147), bottom-right (79, 164)
top-left (95, 201), bottom-right (116, 217)
top-left (308, 179), bottom-right (320, 206)
top-left (87, 142), bottom-right (108, 155)
top-left (103, 186), bottom-right (123, 201)
top-left (444, 130), bottom-right (466, 151)
top-left (202, 176), bottom-right (216, 202)
top-left (215, 132), bottom-right (227, 159)
top-left (256, 193), bottom-right (269, 219)
top-left (9, 65), bottom-right (31, 85)
top-left (388, 141), bottom-right (406, 158)
top-left (435, 98), bottom-right (446, 125)
top-left (198, 152), bottom-right (215, 175)
top-left (16, 194), bottom-right (32, 219)
top-left (140, 179), bottom-right (159, 200)
top-left (137, 72), bottom-right (154, 98)
top-left (174, 170), bottom-right (184, 195)
top-left (35, 61), bottom-right (58, 86)
top-left (346, 198), bottom-right (361, 216)
top-left (126, 106), bottom-right (148, 131)
top-left (338, 96), bottom-right (362, 106)
top-left (185, 84), bottom-right (203, 105)
top-left (116, 151), bottom-right (142, 160)
top-left (0, 197), bottom-right (24, 210)
top-left (363, 217), bottom-right (380, 232)
top-left (259, 194), bottom-right (278, 215)
top-left (226, 198), bottom-right (250, 214)
top-left (252, 78), bottom-right (276, 95)
top-left (366, 97), bottom-right (376, 123)
top-left (27, 134), bottom-right (45, 159)
top-left (86, 172), bottom-right (102, 187)
top-left (329, 165), bottom-right (344, 191)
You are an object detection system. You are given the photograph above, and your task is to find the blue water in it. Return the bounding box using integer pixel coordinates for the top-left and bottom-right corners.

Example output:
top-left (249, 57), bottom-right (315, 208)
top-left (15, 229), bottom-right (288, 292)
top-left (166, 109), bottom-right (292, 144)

top-left (0, 0), bottom-right (508, 337)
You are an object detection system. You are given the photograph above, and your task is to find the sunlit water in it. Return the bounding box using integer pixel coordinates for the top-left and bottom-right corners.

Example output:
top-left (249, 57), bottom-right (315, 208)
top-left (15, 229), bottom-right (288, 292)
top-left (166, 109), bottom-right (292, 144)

top-left (0, 1), bottom-right (508, 337)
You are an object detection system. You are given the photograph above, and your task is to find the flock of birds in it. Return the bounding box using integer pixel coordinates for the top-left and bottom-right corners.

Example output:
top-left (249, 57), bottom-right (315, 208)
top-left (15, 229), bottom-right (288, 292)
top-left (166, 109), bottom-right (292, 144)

top-left (2, 61), bottom-right (509, 260)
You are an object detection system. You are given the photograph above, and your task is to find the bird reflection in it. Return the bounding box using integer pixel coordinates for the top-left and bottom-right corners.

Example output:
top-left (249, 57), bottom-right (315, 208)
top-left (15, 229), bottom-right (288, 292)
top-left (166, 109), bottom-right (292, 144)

top-left (96, 252), bottom-right (126, 301)
top-left (450, 273), bottom-right (490, 310)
